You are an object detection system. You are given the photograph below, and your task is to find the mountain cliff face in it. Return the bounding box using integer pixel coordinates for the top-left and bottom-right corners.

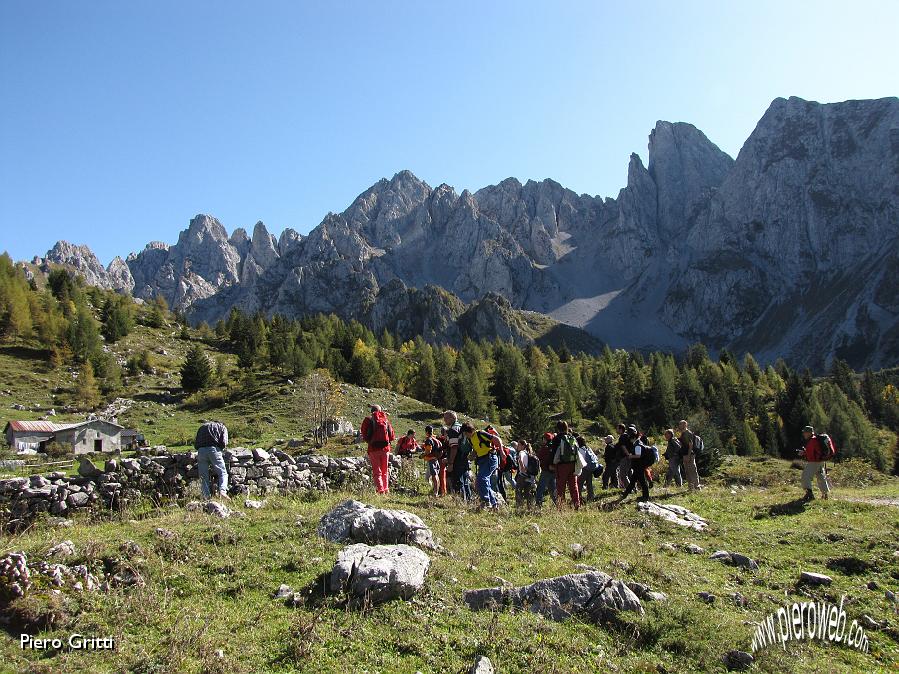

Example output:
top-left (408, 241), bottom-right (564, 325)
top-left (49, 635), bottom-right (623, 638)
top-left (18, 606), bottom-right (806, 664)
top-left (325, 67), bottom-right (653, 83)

top-left (35, 96), bottom-right (899, 369)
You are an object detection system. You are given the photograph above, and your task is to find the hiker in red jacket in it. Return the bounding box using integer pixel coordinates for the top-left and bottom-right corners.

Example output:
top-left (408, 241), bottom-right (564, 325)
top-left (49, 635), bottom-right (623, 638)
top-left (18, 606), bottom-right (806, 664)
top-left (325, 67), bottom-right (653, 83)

top-left (360, 405), bottom-right (395, 495)
top-left (395, 429), bottom-right (419, 456)
top-left (799, 425), bottom-right (833, 500)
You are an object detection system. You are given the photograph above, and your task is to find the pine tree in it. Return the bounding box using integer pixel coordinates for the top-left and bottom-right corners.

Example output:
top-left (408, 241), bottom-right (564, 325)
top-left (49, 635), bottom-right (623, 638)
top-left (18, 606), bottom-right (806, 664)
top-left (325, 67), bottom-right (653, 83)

top-left (67, 302), bottom-right (102, 363)
top-left (492, 343), bottom-right (527, 410)
top-left (735, 418), bottom-right (763, 456)
top-left (75, 361), bottom-right (101, 410)
top-left (649, 353), bottom-right (677, 427)
top-left (509, 376), bottom-right (549, 446)
top-left (146, 296), bottom-right (168, 328)
top-left (412, 345), bottom-right (437, 404)
top-left (349, 352), bottom-right (379, 387)
top-left (101, 296), bottom-right (132, 343)
top-left (181, 344), bottom-right (212, 393)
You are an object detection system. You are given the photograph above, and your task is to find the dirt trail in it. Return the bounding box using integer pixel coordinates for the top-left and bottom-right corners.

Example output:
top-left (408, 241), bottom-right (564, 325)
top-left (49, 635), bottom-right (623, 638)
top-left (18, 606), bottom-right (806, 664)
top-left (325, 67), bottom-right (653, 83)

top-left (841, 496), bottom-right (899, 507)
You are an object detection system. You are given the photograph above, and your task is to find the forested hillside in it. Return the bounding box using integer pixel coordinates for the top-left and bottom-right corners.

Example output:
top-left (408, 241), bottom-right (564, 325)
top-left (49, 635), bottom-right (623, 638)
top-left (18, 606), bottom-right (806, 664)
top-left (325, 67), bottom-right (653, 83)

top-left (2, 253), bottom-right (897, 473)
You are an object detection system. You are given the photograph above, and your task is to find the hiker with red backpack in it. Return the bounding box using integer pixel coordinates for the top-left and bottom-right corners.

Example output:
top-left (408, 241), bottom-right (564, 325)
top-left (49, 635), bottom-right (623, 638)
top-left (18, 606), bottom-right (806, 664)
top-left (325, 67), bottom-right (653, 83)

top-left (360, 405), bottom-right (396, 495)
top-left (799, 425), bottom-right (834, 500)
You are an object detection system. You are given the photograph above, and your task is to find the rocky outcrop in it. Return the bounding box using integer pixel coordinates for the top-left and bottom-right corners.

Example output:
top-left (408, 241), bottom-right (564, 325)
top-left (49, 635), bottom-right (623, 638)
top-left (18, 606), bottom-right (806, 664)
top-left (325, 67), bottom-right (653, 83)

top-left (329, 543), bottom-right (430, 604)
top-left (40, 242), bottom-right (134, 293)
top-left (636, 501), bottom-right (709, 531)
top-left (463, 571), bottom-right (643, 623)
top-left (317, 500), bottom-right (438, 550)
top-left (126, 214), bottom-right (259, 311)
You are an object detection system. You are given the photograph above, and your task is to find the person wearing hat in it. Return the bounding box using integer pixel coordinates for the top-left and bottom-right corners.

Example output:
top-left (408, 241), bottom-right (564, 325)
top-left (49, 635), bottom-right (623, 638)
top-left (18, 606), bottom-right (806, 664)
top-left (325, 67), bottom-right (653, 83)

top-left (535, 431), bottom-right (558, 507)
top-left (799, 425), bottom-right (832, 500)
top-left (602, 434), bottom-right (618, 489)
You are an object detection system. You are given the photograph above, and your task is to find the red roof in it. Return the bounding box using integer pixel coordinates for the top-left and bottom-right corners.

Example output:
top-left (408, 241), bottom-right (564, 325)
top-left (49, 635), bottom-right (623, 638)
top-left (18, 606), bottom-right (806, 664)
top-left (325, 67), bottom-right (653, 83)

top-left (6, 420), bottom-right (73, 433)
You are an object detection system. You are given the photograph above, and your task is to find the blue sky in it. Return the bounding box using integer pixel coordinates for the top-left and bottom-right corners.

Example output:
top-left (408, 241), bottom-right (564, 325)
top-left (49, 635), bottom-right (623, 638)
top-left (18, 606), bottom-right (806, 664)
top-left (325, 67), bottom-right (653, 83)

top-left (1, 1), bottom-right (897, 264)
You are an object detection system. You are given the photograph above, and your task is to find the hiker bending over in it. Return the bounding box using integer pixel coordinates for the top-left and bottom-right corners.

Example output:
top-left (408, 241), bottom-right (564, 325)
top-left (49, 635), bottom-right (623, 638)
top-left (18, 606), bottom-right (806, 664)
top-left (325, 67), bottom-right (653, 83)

top-left (195, 420), bottom-right (230, 500)
top-left (395, 429), bottom-right (419, 456)
top-left (361, 405), bottom-right (395, 495)
top-left (799, 425), bottom-right (834, 500)
top-left (462, 423), bottom-right (501, 510)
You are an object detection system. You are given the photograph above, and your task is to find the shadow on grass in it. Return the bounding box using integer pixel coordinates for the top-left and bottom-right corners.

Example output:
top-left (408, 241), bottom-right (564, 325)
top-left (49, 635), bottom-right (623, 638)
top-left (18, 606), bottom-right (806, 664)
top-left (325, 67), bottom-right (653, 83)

top-left (755, 496), bottom-right (809, 519)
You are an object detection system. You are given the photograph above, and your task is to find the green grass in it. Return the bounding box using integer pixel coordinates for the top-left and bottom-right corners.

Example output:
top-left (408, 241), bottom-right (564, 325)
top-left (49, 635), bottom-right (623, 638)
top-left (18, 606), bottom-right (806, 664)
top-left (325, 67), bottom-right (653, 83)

top-left (2, 329), bottom-right (899, 672)
top-left (1, 465), bottom-right (898, 673)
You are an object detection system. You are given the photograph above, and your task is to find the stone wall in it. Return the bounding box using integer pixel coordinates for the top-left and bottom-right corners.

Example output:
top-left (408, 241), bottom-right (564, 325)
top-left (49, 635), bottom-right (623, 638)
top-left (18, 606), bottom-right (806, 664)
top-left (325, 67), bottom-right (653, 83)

top-left (0, 448), bottom-right (398, 528)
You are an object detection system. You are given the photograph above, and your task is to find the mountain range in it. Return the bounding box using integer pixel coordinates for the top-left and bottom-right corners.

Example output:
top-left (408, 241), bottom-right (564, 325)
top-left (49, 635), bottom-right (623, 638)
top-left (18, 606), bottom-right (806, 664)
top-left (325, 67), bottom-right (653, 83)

top-left (26, 95), bottom-right (899, 370)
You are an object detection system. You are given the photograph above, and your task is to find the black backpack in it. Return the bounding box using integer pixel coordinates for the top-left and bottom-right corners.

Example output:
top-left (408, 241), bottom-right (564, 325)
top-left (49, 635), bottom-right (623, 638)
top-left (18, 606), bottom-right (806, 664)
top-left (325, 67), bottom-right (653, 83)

top-left (692, 434), bottom-right (704, 454)
top-left (526, 454), bottom-right (541, 477)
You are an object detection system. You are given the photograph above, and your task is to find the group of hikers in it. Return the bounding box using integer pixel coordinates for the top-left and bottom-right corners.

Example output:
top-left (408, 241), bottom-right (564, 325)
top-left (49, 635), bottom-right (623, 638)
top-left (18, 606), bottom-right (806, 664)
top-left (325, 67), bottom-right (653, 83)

top-left (360, 407), bottom-right (836, 509)
top-left (360, 406), bottom-right (711, 510)
top-left (189, 411), bottom-right (834, 507)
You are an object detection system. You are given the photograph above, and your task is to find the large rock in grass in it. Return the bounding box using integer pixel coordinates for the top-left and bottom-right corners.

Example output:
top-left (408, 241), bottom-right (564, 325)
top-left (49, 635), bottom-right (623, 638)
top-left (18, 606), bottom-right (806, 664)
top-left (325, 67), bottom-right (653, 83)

top-left (330, 543), bottom-right (430, 604)
top-left (710, 550), bottom-right (759, 570)
top-left (463, 571), bottom-right (643, 623)
top-left (318, 499), bottom-right (437, 550)
top-left (636, 501), bottom-right (708, 531)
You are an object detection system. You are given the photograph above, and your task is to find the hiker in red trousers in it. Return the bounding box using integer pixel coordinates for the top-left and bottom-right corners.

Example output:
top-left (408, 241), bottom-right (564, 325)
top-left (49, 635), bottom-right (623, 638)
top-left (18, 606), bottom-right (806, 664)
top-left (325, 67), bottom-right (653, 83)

top-left (360, 405), bottom-right (395, 495)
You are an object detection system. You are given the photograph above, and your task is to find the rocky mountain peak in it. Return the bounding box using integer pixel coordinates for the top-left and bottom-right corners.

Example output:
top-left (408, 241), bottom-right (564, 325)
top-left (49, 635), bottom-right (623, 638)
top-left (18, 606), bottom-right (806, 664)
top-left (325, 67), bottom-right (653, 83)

top-left (648, 121), bottom-right (734, 238)
top-left (27, 96), bottom-right (899, 370)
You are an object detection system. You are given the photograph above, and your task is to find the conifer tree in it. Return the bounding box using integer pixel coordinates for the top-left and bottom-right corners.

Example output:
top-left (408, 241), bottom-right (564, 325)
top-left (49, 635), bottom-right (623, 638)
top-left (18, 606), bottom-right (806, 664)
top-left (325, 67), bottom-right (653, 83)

top-left (181, 344), bottom-right (212, 393)
top-left (509, 376), bottom-right (549, 446)
top-left (75, 360), bottom-right (101, 410)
